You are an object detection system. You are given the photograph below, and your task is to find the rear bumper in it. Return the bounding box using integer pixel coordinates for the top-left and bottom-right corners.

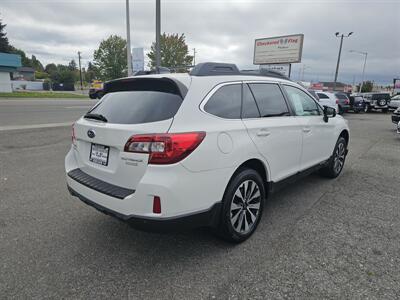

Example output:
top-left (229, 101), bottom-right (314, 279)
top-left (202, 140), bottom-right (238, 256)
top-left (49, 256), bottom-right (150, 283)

top-left (67, 185), bottom-right (222, 231)
top-left (340, 105), bottom-right (350, 112)
top-left (370, 104), bottom-right (388, 109)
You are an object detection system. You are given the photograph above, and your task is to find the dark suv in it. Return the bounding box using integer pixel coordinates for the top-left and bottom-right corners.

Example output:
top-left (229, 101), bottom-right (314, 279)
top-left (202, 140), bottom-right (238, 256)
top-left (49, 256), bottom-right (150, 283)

top-left (363, 93), bottom-right (391, 113)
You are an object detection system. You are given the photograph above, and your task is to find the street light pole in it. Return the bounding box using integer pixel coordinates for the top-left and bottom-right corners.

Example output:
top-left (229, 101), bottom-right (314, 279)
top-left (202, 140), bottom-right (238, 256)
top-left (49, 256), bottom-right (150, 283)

top-left (333, 32), bottom-right (353, 91)
top-left (349, 50), bottom-right (368, 93)
top-left (77, 51), bottom-right (83, 91)
top-left (155, 0), bottom-right (161, 73)
top-left (126, 0), bottom-right (133, 77)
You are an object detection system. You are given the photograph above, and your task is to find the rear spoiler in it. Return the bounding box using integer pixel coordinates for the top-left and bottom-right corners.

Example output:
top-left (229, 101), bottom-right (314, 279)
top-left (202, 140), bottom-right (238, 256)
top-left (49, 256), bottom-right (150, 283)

top-left (103, 77), bottom-right (188, 99)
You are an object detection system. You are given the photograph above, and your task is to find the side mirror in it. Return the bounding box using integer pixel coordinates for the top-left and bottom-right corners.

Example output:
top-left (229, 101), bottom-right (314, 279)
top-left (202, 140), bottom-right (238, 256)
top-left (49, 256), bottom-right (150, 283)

top-left (323, 106), bottom-right (336, 123)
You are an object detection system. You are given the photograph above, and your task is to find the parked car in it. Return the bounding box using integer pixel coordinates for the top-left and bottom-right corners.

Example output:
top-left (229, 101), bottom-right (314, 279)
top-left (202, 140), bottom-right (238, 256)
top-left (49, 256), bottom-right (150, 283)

top-left (362, 93), bottom-right (391, 112)
top-left (392, 107), bottom-right (400, 124)
top-left (316, 91), bottom-right (339, 112)
top-left (89, 80), bottom-right (104, 99)
top-left (65, 62), bottom-right (350, 243)
top-left (348, 94), bottom-right (366, 113)
top-left (397, 121), bottom-right (400, 135)
top-left (335, 93), bottom-right (351, 114)
top-left (389, 94), bottom-right (400, 110)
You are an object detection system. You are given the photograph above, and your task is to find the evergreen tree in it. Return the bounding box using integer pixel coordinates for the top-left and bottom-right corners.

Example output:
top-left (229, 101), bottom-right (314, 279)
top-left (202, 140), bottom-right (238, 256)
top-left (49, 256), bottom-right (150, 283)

top-left (0, 18), bottom-right (10, 52)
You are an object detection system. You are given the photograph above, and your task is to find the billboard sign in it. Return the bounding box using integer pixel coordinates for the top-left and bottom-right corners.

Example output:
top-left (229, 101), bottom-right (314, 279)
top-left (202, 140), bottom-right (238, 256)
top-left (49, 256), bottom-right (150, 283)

top-left (254, 34), bottom-right (304, 65)
top-left (260, 64), bottom-right (290, 77)
top-left (132, 47), bottom-right (144, 72)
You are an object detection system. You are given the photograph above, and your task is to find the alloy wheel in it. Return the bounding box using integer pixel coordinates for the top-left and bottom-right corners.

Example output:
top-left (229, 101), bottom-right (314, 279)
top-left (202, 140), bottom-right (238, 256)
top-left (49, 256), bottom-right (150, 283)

top-left (333, 142), bottom-right (346, 174)
top-left (230, 180), bottom-right (261, 234)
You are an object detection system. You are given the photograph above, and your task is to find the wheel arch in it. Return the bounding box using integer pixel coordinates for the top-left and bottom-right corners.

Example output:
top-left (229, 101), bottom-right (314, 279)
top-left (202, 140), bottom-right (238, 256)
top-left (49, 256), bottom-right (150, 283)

top-left (339, 129), bottom-right (349, 145)
top-left (222, 158), bottom-right (270, 201)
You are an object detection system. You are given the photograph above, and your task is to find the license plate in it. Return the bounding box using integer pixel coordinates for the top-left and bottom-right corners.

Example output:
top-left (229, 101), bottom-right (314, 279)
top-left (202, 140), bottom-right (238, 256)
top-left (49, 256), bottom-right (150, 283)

top-left (89, 143), bottom-right (110, 166)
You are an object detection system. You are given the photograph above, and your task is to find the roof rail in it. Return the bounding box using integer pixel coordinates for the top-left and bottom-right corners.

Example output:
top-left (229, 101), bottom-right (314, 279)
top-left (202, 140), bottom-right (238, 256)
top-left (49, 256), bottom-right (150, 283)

top-left (190, 62), bottom-right (240, 76)
top-left (240, 69), bottom-right (290, 80)
top-left (189, 62), bottom-right (291, 80)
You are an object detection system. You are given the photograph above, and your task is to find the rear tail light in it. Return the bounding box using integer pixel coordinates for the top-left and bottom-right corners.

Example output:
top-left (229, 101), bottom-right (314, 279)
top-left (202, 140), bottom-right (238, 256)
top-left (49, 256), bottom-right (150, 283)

top-left (124, 132), bottom-right (206, 164)
top-left (345, 99), bottom-right (349, 104)
top-left (336, 99), bottom-right (339, 104)
top-left (71, 123), bottom-right (77, 146)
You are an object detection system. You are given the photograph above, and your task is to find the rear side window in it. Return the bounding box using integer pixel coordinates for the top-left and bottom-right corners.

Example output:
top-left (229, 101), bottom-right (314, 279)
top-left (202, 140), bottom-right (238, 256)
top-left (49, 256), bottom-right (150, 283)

top-left (89, 91), bottom-right (183, 124)
top-left (204, 84), bottom-right (241, 119)
top-left (317, 93), bottom-right (329, 99)
top-left (248, 83), bottom-right (289, 117)
top-left (242, 84), bottom-right (261, 118)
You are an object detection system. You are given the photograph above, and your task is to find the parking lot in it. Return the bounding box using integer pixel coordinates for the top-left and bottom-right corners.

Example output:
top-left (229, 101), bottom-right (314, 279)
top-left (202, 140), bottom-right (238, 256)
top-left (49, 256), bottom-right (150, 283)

top-left (1, 100), bottom-right (399, 299)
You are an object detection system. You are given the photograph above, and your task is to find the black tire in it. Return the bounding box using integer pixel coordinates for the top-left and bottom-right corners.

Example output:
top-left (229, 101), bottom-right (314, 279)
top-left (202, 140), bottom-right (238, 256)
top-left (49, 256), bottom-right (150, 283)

top-left (217, 168), bottom-right (265, 243)
top-left (320, 137), bottom-right (347, 179)
top-left (382, 108), bottom-right (388, 113)
top-left (89, 93), bottom-right (97, 99)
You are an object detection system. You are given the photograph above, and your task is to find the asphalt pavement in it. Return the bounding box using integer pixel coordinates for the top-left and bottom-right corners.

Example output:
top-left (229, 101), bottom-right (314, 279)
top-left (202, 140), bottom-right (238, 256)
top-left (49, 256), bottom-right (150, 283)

top-left (0, 103), bottom-right (399, 299)
top-left (0, 98), bottom-right (95, 128)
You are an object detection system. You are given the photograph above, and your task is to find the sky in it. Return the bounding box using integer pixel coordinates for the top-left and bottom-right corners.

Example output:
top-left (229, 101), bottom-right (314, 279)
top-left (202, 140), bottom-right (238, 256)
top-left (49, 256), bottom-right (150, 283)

top-left (1, 0), bottom-right (399, 84)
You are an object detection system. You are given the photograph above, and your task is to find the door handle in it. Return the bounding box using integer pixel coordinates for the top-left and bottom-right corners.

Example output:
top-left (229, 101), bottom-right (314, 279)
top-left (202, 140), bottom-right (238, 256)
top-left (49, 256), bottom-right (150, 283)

top-left (302, 127), bottom-right (311, 133)
top-left (256, 129), bottom-right (271, 137)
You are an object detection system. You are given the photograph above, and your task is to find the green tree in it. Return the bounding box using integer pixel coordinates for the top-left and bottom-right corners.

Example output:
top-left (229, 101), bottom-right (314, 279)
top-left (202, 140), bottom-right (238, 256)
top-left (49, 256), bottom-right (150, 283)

top-left (93, 35), bottom-right (127, 80)
top-left (45, 63), bottom-right (57, 75)
top-left (0, 18), bottom-right (10, 52)
top-left (360, 81), bottom-right (373, 93)
top-left (147, 33), bottom-right (193, 71)
top-left (30, 55), bottom-right (44, 72)
top-left (68, 59), bottom-right (77, 71)
top-left (35, 71), bottom-right (49, 79)
top-left (85, 61), bottom-right (99, 82)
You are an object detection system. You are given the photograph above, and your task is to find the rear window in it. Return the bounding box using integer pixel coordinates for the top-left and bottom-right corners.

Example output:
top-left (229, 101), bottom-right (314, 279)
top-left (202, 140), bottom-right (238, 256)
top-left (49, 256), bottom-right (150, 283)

top-left (336, 94), bottom-right (348, 99)
top-left (317, 93), bottom-right (329, 99)
top-left (89, 91), bottom-right (183, 124)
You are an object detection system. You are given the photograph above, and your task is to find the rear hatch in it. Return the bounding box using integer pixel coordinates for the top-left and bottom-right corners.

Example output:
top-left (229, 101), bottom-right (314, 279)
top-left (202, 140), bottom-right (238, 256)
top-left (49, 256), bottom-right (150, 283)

top-left (372, 93), bottom-right (390, 106)
top-left (72, 77), bottom-right (188, 190)
top-left (335, 93), bottom-right (350, 105)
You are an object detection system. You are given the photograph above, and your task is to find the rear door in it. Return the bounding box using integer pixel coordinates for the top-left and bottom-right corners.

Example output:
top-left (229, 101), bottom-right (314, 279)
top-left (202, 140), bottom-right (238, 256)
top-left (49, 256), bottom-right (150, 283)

top-left (72, 78), bottom-right (185, 190)
top-left (241, 82), bottom-right (302, 181)
top-left (283, 85), bottom-right (336, 170)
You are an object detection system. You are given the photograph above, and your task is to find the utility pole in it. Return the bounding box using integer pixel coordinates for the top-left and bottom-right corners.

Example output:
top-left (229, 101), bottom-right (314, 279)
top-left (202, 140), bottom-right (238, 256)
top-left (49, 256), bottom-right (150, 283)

top-left (193, 48), bottom-right (196, 66)
top-left (349, 50), bottom-right (368, 93)
top-left (333, 32), bottom-right (353, 91)
top-left (126, 0), bottom-right (133, 76)
top-left (77, 51), bottom-right (83, 91)
top-left (155, 0), bottom-right (161, 73)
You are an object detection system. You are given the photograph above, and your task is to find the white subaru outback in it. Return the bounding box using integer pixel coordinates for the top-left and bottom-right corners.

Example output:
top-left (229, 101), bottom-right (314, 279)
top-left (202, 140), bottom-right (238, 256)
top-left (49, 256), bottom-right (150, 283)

top-left (65, 63), bottom-right (349, 242)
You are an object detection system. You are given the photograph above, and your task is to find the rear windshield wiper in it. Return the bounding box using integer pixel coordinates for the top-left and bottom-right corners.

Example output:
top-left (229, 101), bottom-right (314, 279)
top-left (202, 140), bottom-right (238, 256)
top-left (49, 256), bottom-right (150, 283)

top-left (84, 113), bottom-right (108, 122)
